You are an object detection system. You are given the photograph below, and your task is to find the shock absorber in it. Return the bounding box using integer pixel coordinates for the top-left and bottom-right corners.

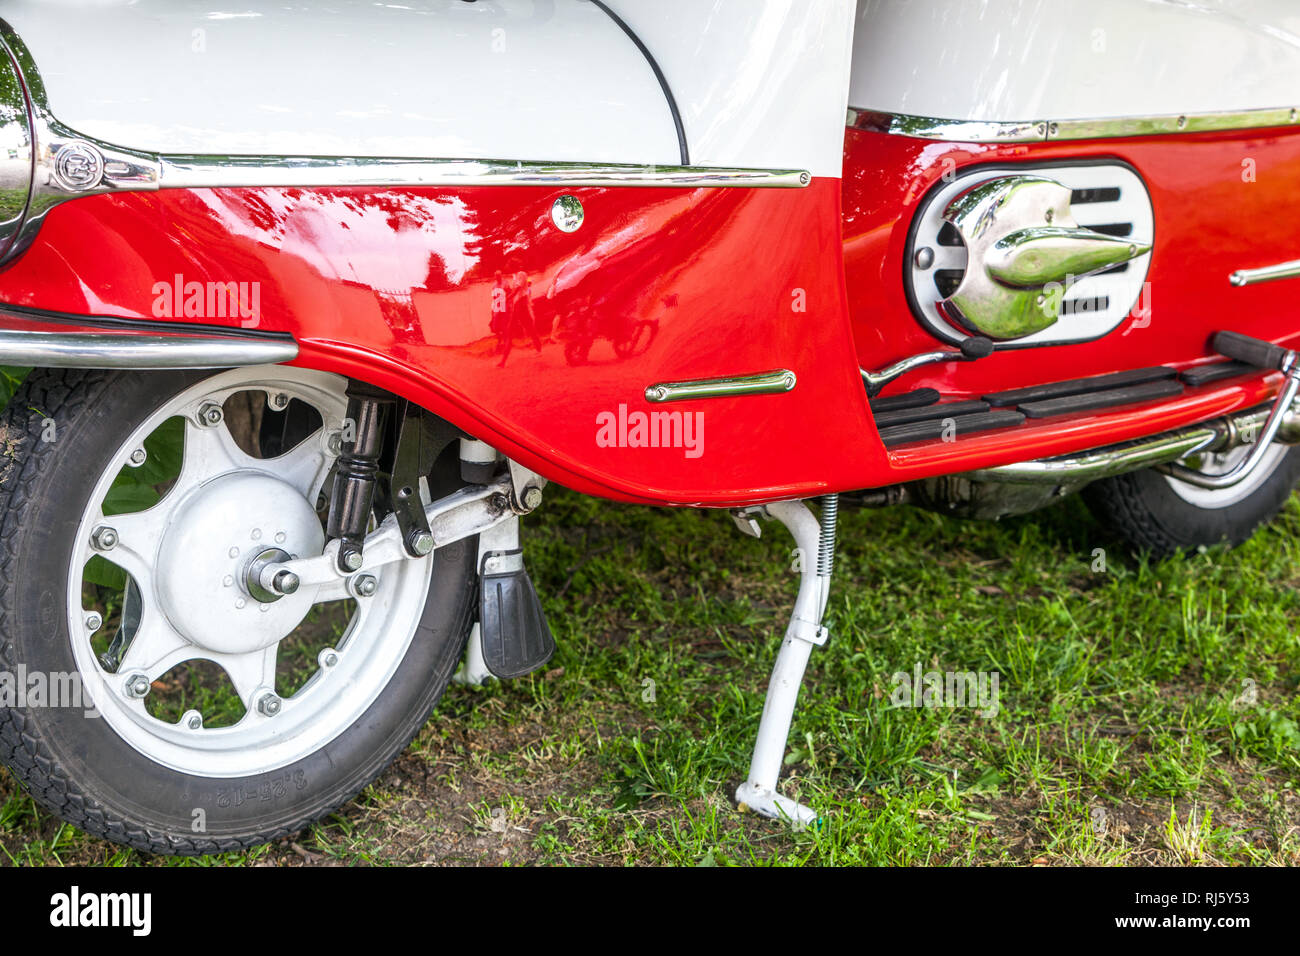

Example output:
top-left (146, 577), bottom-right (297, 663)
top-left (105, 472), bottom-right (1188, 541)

top-left (327, 382), bottom-right (393, 573)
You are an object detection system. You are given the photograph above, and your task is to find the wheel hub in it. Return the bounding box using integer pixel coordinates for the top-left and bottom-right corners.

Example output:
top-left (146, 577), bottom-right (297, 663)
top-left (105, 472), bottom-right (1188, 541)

top-left (155, 471), bottom-right (324, 655)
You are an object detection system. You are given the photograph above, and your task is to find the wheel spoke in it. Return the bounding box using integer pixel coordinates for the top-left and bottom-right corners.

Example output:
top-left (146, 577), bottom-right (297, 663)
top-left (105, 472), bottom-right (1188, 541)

top-left (114, 610), bottom-right (192, 683)
top-left (216, 645), bottom-right (279, 708)
top-left (92, 504), bottom-right (171, 596)
top-left (268, 428), bottom-right (333, 500)
top-left (174, 416), bottom-right (258, 495)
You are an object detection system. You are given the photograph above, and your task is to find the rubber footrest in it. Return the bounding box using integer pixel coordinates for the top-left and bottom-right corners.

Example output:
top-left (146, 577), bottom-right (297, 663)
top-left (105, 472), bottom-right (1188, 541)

top-left (869, 387), bottom-right (940, 413)
top-left (1179, 360), bottom-right (1255, 388)
top-left (879, 409), bottom-right (1025, 447)
top-left (1018, 378), bottom-right (1184, 419)
top-left (983, 366), bottom-right (1175, 407)
top-left (479, 554), bottom-right (555, 679)
top-left (874, 399), bottom-right (989, 428)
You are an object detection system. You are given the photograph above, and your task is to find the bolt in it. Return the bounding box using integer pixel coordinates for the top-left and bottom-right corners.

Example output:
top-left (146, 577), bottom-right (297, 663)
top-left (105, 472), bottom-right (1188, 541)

top-left (183, 710), bottom-right (203, 730)
top-left (342, 549), bottom-right (363, 572)
top-left (327, 431), bottom-right (343, 456)
top-left (84, 612), bottom-right (102, 632)
top-left (409, 530), bottom-right (435, 556)
top-left (124, 673), bottom-right (150, 699)
top-left (272, 569), bottom-right (300, 595)
top-left (270, 392), bottom-right (289, 410)
top-left (197, 402), bottom-right (224, 427)
top-left (1044, 208), bottom-right (1054, 224)
top-left (256, 692), bottom-right (282, 717)
top-left (522, 486), bottom-right (544, 510)
top-left (275, 531), bottom-right (286, 544)
top-left (91, 526), bottom-right (118, 551)
top-left (322, 650), bottom-right (339, 668)
top-left (128, 448), bottom-right (147, 467)
top-left (353, 574), bottom-right (378, 597)
top-left (913, 246), bottom-right (935, 270)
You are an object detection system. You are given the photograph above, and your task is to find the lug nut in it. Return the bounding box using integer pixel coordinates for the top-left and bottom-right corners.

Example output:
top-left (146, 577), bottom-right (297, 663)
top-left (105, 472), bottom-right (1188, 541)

top-left (272, 569), bottom-right (300, 595)
top-left (91, 526), bottom-right (118, 551)
top-left (197, 402), bottom-right (224, 427)
top-left (270, 392), bottom-right (289, 410)
top-left (128, 448), bottom-right (147, 467)
top-left (183, 709), bottom-right (203, 730)
top-left (321, 649), bottom-right (339, 668)
top-left (353, 574), bottom-right (378, 598)
top-left (522, 486), bottom-right (544, 510)
top-left (84, 612), bottom-right (102, 632)
top-left (409, 531), bottom-right (435, 556)
top-left (256, 692), bottom-right (282, 717)
top-left (124, 673), bottom-right (151, 699)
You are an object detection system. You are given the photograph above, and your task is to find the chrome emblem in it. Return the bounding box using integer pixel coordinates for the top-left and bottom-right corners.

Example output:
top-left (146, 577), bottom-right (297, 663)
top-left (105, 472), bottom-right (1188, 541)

top-left (51, 141), bottom-right (105, 192)
top-left (551, 195), bottom-right (584, 233)
top-left (940, 176), bottom-right (1152, 340)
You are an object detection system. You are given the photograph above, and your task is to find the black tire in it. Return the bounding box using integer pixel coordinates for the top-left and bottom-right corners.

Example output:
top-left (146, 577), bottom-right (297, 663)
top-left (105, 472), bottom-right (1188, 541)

top-left (0, 368), bottom-right (476, 855)
top-left (1082, 444), bottom-right (1300, 558)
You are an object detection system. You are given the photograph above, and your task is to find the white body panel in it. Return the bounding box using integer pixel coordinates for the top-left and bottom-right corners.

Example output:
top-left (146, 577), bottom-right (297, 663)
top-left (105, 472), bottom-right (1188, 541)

top-left (852, 0), bottom-right (1300, 120)
top-left (605, 0), bottom-right (854, 179)
top-left (3, 0), bottom-right (853, 178)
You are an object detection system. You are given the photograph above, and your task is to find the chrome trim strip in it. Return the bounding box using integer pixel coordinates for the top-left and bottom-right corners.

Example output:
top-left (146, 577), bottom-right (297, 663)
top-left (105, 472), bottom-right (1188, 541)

top-left (1229, 259), bottom-right (1300, 287)
top-left (157, 156), bottom-right (811, 190)
top-left (644, 369), bottom-right (797, 403)
top-left (0, 328), bottom-right (298, 369)
top-left (848, 105), bottom-right (1300, 143)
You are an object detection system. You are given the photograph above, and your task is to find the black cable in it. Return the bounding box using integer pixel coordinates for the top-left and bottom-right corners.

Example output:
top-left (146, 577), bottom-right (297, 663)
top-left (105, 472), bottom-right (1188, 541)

top-left (588, 0), bottom-right (690, 166)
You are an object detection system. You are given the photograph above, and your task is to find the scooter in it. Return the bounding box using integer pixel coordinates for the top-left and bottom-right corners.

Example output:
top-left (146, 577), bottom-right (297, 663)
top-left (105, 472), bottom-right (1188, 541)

top-left (1, 0), bottom-right (1298, 854)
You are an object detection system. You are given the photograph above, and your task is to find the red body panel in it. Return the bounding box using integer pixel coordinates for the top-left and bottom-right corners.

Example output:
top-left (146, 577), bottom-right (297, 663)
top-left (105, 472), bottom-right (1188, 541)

top-left (1, 124), bottom-right (1298, 503)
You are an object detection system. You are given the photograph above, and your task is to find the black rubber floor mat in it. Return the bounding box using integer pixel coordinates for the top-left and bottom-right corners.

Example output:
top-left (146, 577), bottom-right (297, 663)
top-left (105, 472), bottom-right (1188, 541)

top-left (984, 366), bottom-right (1175, 407)
top-left (480, 553), bottom-right (556, 679)
top-left (869, 387), bottom-right (940, 413)
top-left (874, 399), bottom-right (990, 428)
top-left (879, 410), bottom-right (1025, 447)
top-left (1179, 360), bottom-right (1255, 388)
top-left (1018, 378), bottom-right (1184, 419)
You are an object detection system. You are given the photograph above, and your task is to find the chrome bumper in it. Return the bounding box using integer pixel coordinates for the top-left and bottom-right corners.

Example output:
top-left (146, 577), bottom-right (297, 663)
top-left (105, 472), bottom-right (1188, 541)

top-left (0, 327), bottom-right (298, 369)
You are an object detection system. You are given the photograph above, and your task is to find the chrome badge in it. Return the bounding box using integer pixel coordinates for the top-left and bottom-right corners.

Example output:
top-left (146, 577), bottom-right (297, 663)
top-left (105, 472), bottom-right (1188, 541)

top-left (51, 140), bottom-right (105, 192)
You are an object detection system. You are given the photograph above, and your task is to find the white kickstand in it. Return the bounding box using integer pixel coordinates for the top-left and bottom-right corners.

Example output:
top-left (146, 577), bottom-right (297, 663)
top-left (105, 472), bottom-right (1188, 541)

top-left (734, 496), bottom-right (837, 830)
top-left (453, 515), bottom-right (521, 686)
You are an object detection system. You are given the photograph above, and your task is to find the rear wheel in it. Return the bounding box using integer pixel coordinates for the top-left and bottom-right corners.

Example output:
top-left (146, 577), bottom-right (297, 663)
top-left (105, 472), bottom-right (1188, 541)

top-left (0, 366), bottom-right (476, 854)
top-left (1083, 441), bottom-right (1300, 557)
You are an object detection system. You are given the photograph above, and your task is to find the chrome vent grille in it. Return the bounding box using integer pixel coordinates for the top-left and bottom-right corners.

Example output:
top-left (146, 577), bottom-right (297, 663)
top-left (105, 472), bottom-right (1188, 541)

top-left (906, 163), bottom-right (1155, 348)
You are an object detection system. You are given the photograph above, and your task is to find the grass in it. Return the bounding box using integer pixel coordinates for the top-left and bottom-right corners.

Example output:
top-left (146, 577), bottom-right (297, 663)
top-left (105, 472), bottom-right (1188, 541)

top-left (2, 472), bottom-right (1298, 866)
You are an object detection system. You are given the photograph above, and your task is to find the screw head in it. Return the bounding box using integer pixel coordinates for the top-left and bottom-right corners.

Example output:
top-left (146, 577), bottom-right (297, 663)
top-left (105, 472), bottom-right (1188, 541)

top-left (256, 692), bottom-right (282, 717)
top-left (91, 526), bottom-right (118, 551)
top-left (270, 392), bottom-right (289, 410)
top-left (522, 486), bottom-right (544, 510)
top-left (84, 612), bottom-right (102, 632)
top-left (124, 673), bottom-right (151, 699)
top-left (551, 195), bottom-right (584, 233)
top-left (128, 448), bottom-right (147, 467)
top-left (197, 402), bottom-right (224, 427)
top-left (913, 246), bottom-right (935, 270)
top-left (353, 574), bottom-right (378, 597)
top-left (409, 531), bottom-right (435, 556)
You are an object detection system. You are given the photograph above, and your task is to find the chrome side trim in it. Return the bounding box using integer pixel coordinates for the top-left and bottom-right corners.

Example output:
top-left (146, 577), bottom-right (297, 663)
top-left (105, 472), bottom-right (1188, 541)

top-left (644, 369), bottom-right (797, 403)
top-left (157, 156), bottom-right (810, 190)
top-left (848, 105), bottom-right (1300, 143)
top-left (1229, 259), bottom-right (1300, 287)
top-left (0, 328), bottom-right (298, 369)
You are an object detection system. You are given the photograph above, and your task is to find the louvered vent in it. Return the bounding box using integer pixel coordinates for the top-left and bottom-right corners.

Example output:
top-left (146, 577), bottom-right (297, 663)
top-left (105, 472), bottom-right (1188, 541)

top-left (906, 163), bottom-right (1155, 348)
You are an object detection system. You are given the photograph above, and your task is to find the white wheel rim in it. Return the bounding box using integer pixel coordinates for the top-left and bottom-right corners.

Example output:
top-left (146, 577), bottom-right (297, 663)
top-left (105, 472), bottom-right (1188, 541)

top-left (67, 366), bottom-right (435, 778)
top-left (1162, 441), bottom-right (1289, 509)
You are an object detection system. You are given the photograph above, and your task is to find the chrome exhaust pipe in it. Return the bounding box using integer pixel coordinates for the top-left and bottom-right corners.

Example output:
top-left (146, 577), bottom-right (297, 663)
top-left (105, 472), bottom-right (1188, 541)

top-left (967, 400), bottom-right (1300, 485)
